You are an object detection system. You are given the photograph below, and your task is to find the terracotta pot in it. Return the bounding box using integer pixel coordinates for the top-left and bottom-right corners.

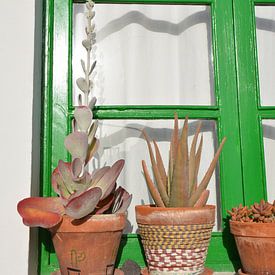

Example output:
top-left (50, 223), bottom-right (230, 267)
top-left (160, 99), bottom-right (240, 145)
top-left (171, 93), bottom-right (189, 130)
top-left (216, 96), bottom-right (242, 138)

top-left (230, 221), bottom-right (275, 275)
top-left (50, 213), bottom-right (126, 275)
top-left (135, 205), bottom-right (215, 275)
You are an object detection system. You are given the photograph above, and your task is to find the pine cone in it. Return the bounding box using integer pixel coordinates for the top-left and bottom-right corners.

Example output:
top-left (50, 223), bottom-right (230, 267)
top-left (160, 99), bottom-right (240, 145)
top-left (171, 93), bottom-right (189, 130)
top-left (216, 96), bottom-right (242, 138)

top-left (251, 200), bottom-right (274, 223)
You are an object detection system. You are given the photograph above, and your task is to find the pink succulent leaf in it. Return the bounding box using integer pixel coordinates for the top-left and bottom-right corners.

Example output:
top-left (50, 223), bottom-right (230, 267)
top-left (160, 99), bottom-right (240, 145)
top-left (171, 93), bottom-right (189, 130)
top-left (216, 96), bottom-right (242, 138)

top-left (88, 120), bottom-right (98, 145)
top-left (65, 187), bottom-right (102, 219)
top-left (51, 167), bottom-right (61, 195)
top-left (17, 197), bottom-right (64, 228)
top-left (90, 166), bottom-right (110, 186)
top-left (71, 158), bottom-right (84, 181)
top-left (72, 118), bottom-right (78, 132)
top-left (94, 160), bottom-right (125, 199)
top-left (64, 132), bottom-right (88, 161)
top-left (85, 138), bottom-right (99, 165)
top-left (57, 160), bottom-right (74, 194)
top-left (93, 193), bottom-right (115, 214)
top-left (88, 96), bottom-right (97, 109)
top-left (74, 106), bottom-right (93, 133)
top-left (112, 187), bottom-right (132, 213)
top-left (115, 194), bottom-right (132, 214)
top-left (51, 170), bottom-right (71, 199)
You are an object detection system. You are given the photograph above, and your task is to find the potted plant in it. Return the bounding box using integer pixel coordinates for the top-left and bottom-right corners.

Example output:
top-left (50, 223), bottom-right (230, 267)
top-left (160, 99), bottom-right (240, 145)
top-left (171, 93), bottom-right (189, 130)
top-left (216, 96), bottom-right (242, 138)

top-left (17, 1), bottom-right (132, 274)
top-left (135, 115), bottom-right (226, 274)
top-left (227, 199), bottom-right (275, 275)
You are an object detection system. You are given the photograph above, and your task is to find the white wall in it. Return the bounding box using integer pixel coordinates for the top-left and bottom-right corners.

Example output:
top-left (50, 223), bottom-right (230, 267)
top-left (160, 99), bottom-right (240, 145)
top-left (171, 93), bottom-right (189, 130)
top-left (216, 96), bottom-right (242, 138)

top-left (0, 1), bottom-right (36, 274)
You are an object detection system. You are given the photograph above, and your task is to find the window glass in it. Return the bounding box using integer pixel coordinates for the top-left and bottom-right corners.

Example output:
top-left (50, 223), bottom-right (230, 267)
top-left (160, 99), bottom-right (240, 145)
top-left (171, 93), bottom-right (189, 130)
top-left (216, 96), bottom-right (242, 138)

top-left (262, 119), bottom-right (275, 201)
top-left (256, 6), bottom-right (275, 106)
top-left (73, 4), bottom-right (215, 106)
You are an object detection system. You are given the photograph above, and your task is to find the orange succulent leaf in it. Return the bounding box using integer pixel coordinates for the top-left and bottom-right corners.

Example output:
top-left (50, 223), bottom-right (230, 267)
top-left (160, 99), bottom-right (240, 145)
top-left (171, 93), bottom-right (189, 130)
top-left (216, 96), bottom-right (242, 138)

top-left (17, 197), bottom-right (65, 228)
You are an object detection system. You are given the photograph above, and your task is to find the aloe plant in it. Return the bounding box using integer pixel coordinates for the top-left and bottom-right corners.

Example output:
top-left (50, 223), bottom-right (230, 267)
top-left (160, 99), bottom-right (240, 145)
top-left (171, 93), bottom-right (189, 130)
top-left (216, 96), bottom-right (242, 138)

top-left (142, 114), bottom-right (226, 208)
top-left (17, 0), bottom-right (131, 229)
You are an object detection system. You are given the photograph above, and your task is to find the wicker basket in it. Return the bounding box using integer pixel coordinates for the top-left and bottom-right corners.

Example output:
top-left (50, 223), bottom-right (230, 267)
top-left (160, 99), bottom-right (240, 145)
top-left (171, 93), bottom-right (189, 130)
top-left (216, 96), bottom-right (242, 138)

top-left (136, 205), bottom-right (215, 275)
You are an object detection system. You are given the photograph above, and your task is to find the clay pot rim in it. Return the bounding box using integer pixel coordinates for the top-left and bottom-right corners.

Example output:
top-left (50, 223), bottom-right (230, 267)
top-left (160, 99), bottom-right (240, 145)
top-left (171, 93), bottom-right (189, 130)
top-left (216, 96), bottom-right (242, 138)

top-left (230, 220), bottom-right (275, 237)
top-left (51, 212), bottom-right (126, 233)
top-left (135, 204), bottom-right (215, 225)
top-left (135, 204), bottom-right (215, 212)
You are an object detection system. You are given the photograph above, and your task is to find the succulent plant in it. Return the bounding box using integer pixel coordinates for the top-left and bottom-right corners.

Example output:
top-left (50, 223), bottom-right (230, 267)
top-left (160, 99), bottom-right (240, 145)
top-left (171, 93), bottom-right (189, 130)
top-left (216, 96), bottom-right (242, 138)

top-left (228, 200), bottom-right (275, 223)
top-left (142, 114), bottom-right (226, 207)
top-left (17, 0), bottom-right (131, 229)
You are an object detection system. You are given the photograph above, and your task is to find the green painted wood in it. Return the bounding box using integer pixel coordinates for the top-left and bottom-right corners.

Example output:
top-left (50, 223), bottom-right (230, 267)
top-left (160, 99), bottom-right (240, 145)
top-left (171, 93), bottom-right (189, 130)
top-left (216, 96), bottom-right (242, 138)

top-left (254, 0), bottom-right (275, 4)
top-left (75, 0), bottom-right (213, 4)
top-left (39, 0), bottom-right (54, 273)
top-left (213, 0), bottom-right (244, 219)
top-left (233, 0), bottom-right (267, 205)
top-left (40, 0), bottom-right (71, 274)
top-left (79, 106), bottom-right (220, 119)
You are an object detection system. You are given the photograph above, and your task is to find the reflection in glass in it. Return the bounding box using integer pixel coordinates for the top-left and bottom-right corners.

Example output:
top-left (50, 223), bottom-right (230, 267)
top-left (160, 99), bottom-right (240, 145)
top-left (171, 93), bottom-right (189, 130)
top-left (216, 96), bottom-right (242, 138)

top-left (256, 6), bottom-right (275, 106)
top-left (89, 119), bottom-right (221, 232)
top-left (262, 120), bottom-right (275, 201)
top-left (73, 4), bottom-right (215, 106)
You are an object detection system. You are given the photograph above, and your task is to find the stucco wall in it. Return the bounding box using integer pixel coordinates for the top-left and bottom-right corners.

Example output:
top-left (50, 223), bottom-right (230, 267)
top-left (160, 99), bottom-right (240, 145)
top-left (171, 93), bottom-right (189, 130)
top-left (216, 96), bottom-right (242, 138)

top-left (0, 1), bottom-right (37, 274)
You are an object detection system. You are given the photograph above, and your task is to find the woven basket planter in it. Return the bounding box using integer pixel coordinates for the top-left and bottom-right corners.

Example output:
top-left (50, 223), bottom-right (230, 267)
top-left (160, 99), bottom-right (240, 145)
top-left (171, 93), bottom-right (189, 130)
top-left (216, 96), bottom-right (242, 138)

top-left (136, 205), bottom-right (215, 275)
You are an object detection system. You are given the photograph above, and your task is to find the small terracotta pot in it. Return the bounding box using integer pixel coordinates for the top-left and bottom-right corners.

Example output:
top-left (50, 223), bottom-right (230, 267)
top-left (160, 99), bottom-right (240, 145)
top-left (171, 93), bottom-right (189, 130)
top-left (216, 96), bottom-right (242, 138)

top-left (135, 205), bottom-right (215, 275)
top-left (50, 213), bottom-right (126, 275)
top-left (230, 221), bottom-right (275, 275)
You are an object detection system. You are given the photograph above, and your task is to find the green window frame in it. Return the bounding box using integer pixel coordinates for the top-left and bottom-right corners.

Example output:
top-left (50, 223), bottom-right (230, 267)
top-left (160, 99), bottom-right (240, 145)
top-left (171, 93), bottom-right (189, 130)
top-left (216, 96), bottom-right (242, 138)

top-left (39, 0), bottom-right (270, 273)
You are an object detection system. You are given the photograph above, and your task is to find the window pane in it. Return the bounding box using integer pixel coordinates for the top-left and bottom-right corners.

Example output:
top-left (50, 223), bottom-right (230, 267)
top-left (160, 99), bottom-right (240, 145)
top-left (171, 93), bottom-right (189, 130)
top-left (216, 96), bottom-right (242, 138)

top-left (90, 119), bottom-right (221, 232)
top-left (262, 119), bottom-right (275, 201)
top-left (255, 6), bottom-right (275, 106)
top-left (73, 4), bottom-right (215, 106)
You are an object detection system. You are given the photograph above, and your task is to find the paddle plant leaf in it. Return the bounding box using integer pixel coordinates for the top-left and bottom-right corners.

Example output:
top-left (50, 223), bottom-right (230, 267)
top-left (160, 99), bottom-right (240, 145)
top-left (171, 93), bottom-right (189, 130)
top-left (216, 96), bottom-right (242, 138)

top-left (90, 166), bottom-right (110, 187)
top-left (17, 197), bottom-right (64, 228)
top-left (65, 187), bottom-right (102, 219)
top-left (94, 193), bottom-right (115, 214)
top-left (64, 132), bottom-right (88, 161)
top-left (113, 187), bottom-right (132, 214)
top-left (88, 120), bottom-right (98, 145)
top-left (76, 77), bottom-right (89, 93)
top-left (74, 106), bottom-right (93, 133)
top-left (71, 158), bottom-right (84, 180)
top-left (51, 168), bottom-right (71, 199)
top-left (88, 96), bottom-right (97, 109)
top-left (57, 160), bottom-right (74, 194)
top-left (86, 137), bottom-right (99, 164)
top-left (94, 160), bottom-right (125, 199)
top-left (82, 39), bottom-right (92, 51)
top-left (89, 60), bottom-right (97, 75)
top-left (81, 59), bottom-right (86, 74)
